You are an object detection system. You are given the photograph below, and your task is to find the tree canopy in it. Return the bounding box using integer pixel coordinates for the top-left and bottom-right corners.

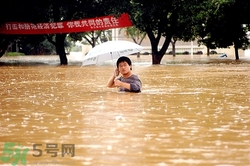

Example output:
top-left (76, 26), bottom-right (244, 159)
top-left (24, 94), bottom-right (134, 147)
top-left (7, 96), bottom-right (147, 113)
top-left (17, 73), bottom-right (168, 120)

top-left (1, 0), bottom-right (250, 64)
top-left (106, 0), bottom-right (250, 63)
top-left (194, 0), bottom-right (250, 59)
top-left (0, 0), bottom-right (109, 64)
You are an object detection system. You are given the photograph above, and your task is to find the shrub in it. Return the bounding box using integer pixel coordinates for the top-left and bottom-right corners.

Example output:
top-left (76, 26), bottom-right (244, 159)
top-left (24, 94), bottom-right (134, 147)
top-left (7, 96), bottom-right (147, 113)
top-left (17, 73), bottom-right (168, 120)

top-left (5, 52), bottom-right (25, 56)
top-left (168, 51), bottom-right (173, 54)
top-left (210, 50), bottom-right (217, 54)
top-left (195, 51), bottom-right (203, 54)
top-left (142, 52), bottom-right (150, 55)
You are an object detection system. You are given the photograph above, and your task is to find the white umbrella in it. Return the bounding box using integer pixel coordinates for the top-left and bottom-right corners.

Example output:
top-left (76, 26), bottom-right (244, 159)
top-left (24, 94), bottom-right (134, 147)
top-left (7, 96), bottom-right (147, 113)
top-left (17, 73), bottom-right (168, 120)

top-left (82, 40), bottom-right (144, 66)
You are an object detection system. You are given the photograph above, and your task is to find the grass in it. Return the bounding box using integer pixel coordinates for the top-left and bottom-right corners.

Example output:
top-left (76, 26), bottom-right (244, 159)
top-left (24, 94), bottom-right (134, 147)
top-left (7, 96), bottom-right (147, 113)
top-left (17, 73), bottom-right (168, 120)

top-left (5, 52), bottom-right (25, 56)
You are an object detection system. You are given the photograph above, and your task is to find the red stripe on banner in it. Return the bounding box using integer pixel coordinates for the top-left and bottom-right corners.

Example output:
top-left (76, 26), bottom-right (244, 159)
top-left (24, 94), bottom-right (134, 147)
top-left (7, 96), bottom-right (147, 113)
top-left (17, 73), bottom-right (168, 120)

top-left (0, 13), bottom-right (133, 35)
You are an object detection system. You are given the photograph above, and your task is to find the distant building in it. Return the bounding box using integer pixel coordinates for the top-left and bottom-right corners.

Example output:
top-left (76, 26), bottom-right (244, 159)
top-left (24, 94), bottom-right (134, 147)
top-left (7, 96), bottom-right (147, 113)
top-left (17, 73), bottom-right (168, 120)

top-left (80, 28), bottom-right (245, 58)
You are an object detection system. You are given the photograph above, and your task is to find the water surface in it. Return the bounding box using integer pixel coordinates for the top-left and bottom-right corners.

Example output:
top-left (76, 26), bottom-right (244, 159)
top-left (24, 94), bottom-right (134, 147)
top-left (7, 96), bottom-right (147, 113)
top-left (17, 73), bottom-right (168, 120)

top-left (0, 55), bottom-right (250, 166)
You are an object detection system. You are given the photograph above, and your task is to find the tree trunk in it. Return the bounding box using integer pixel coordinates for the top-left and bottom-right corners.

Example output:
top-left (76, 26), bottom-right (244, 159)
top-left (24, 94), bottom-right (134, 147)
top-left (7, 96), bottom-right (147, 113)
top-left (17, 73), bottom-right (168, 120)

top-left (171, 41), bottom-right (176, 57)
top-left (151, 40), bottom-right (165, 64)
top-left (233, 38), bottom-right (240, 60)
top-left (137, 52), bottom-right (140, 58)
top-left (151, 38), bottom-right (171, 64)
top-left (146, 28), bottom-right (172, 64)
top-left (56, 34), bottom-right (68, 65)
top-left (234, 45), bottom-right (239, 60)
top-left (152, 53), bottom-right (163, 64)
top-left (0, 41), bottom-right (10, 58)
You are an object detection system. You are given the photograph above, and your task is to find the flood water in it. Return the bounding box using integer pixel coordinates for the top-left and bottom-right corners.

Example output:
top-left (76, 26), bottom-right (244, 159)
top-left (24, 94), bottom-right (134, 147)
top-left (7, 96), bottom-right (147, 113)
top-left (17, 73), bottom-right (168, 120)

top-left (0, 55), bottom-right (250, 166)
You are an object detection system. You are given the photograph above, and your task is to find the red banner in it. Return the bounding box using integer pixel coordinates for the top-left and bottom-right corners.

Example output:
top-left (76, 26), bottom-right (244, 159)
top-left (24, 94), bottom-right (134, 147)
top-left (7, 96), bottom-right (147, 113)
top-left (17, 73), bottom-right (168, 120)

top-left (0, 13), bottom-right (132, 35)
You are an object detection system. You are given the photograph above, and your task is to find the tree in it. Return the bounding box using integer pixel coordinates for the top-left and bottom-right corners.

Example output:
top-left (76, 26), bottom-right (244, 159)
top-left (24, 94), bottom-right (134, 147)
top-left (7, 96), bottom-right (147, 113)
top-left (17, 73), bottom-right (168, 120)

top-left (35, 0), bottom-right (115, 65)
top-left (129, 0), bottom-right (179, 64)
top-left (105, 0), bottom-right (216, 64)
top-left (69, 30), bottom-right (112, 48)
top-left (19, 35), bottom-right (55, 55)
top-left (2, 0), bottom-right (250, 64)
top-left (121, 27), bottom-right (146, 45)
top-left (0, 0), bottom-right (43, 57)
top-left (37, 0), bottom-right (84, 65)
top-left (215, 0), bottom-right (250, 59)
top-left (195, 0), bottom-right (250, 59)
top-left (121, 27), bottom-right (146, 57)
top-left (170, 37), bottom-right (177, 56)
top-left (0, 0), bottom-right (109, 65)
top-left (105, 0), bottom-right (250, 63)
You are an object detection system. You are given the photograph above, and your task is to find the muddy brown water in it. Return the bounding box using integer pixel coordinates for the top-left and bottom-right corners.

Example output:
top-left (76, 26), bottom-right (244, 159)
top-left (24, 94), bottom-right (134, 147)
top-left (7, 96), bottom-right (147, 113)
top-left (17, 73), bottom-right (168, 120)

top-left (0, 55), bottom-right (250, 166)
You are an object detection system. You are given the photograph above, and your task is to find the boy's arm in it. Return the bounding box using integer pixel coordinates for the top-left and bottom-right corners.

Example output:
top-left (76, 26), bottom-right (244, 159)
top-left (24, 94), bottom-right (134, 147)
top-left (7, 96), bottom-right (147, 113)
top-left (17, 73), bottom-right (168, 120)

top-left (114, 80), bottom-right (131, 90)
top-left (107, 74), bottom-right (116, 88)
top-left (107, 68), bottom-right (119, 88)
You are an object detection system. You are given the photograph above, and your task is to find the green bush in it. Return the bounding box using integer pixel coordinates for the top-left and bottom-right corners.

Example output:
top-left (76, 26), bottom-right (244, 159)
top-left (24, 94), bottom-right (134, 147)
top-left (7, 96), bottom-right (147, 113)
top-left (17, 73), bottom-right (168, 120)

top-left (5, 52), bottom-right (25, 56)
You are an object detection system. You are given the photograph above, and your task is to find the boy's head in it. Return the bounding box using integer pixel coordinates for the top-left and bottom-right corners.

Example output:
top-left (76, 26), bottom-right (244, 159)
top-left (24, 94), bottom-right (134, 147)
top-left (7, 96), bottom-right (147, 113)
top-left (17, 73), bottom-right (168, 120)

top-left (116, 56), bottom-right (132, 70)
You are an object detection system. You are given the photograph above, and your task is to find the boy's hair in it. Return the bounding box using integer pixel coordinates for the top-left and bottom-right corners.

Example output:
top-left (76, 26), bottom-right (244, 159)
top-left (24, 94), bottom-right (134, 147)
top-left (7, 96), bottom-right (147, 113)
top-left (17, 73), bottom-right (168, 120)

top-left (116, 56), bottom-right (132, 68)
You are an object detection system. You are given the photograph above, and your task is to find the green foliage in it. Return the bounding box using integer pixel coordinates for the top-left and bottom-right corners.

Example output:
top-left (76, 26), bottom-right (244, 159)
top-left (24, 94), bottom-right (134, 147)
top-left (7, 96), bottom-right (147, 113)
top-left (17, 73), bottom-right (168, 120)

top-left (121, 27), bottom-right (146, 45)
top-left (106, 0), bottom-right (206, 63)
top-left (19, 36), bottom-right (56, 55)
top-left (0, 0), bottom-right (111, 57)
top-left (195, 0), bottom-right (250, 52)
top-left (5, 52), bottom-right (25, 56)
top-left (1, 0), bottom-right (250, 62)
top-left (112, 0), bottom-right (250, 61)
top-left (68, 30), bottom-right (112, 48)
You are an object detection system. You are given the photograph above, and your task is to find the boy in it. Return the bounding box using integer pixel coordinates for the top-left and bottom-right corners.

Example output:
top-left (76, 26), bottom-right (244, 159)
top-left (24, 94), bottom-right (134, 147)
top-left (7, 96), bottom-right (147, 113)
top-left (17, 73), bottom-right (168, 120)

top-left (107, 56), bottom-right (142, 92)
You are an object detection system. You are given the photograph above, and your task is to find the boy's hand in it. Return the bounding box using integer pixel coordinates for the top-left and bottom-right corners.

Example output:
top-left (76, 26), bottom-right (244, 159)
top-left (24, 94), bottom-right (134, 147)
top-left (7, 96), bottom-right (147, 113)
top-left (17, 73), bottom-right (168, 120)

top-left (114, 79), bottom-right (122, 87)
top-left (114, 68), bottom-right (119, 77)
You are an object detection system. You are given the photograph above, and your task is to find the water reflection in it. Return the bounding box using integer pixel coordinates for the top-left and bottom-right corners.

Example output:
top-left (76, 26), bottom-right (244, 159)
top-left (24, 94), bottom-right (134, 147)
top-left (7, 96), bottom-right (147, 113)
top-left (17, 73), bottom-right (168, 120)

top-left (0, 56), bottom-right (250, 165)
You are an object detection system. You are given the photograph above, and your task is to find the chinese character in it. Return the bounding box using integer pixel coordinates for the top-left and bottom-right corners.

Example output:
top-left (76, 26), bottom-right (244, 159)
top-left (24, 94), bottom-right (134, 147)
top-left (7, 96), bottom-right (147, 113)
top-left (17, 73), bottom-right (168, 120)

top-left (0, 142), bottom-right (29, 166)
top-left (110, 17), bottom-right (119, 26)
top-left (73, 21), bottom-right (82, 28)
top-left (62, 144), bottom-right (75, 157)
top-left (12, 24), bottom-right (18, 30)
top-left (30, 24), bottom-right (37, 30)
top-left (67, 22), bottom-right (74, 28)
top-left (43, 23), bottom-right (50, 29)
top-left (50, 23), bottom-right (57, 29)
top-left (5, 24), bottom-right (12, 30)
top-left (88, 19), bottom-right (96, 28)
top-left (95, 19), bottom-right (103, 27)
top-left (103, 18), bottom-right (112, 27)
top-left (57, 22), bottom-right (64, 29)
top-left (37, 23), bottom-right (44, 29)
top-left (81, 20), bottom-right (88, 27)
top-left (23, 23), bottom-right (31, 30)
top-left (18, 23), bottom-right (25, 30)
top-left (45, 143), bottom-right (59, 157)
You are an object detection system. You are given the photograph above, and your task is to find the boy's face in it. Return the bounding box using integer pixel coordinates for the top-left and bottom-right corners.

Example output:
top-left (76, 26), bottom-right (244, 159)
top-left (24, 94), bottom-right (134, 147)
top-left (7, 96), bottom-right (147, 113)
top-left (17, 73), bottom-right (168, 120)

top-left (118, 61), bottom-right (131, 75)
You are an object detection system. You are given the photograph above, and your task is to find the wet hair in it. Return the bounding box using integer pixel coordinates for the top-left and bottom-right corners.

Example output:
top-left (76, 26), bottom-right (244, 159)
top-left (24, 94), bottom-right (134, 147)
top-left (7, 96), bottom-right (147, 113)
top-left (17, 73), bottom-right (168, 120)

top-left (116, 56), bottom-right (132, 70)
